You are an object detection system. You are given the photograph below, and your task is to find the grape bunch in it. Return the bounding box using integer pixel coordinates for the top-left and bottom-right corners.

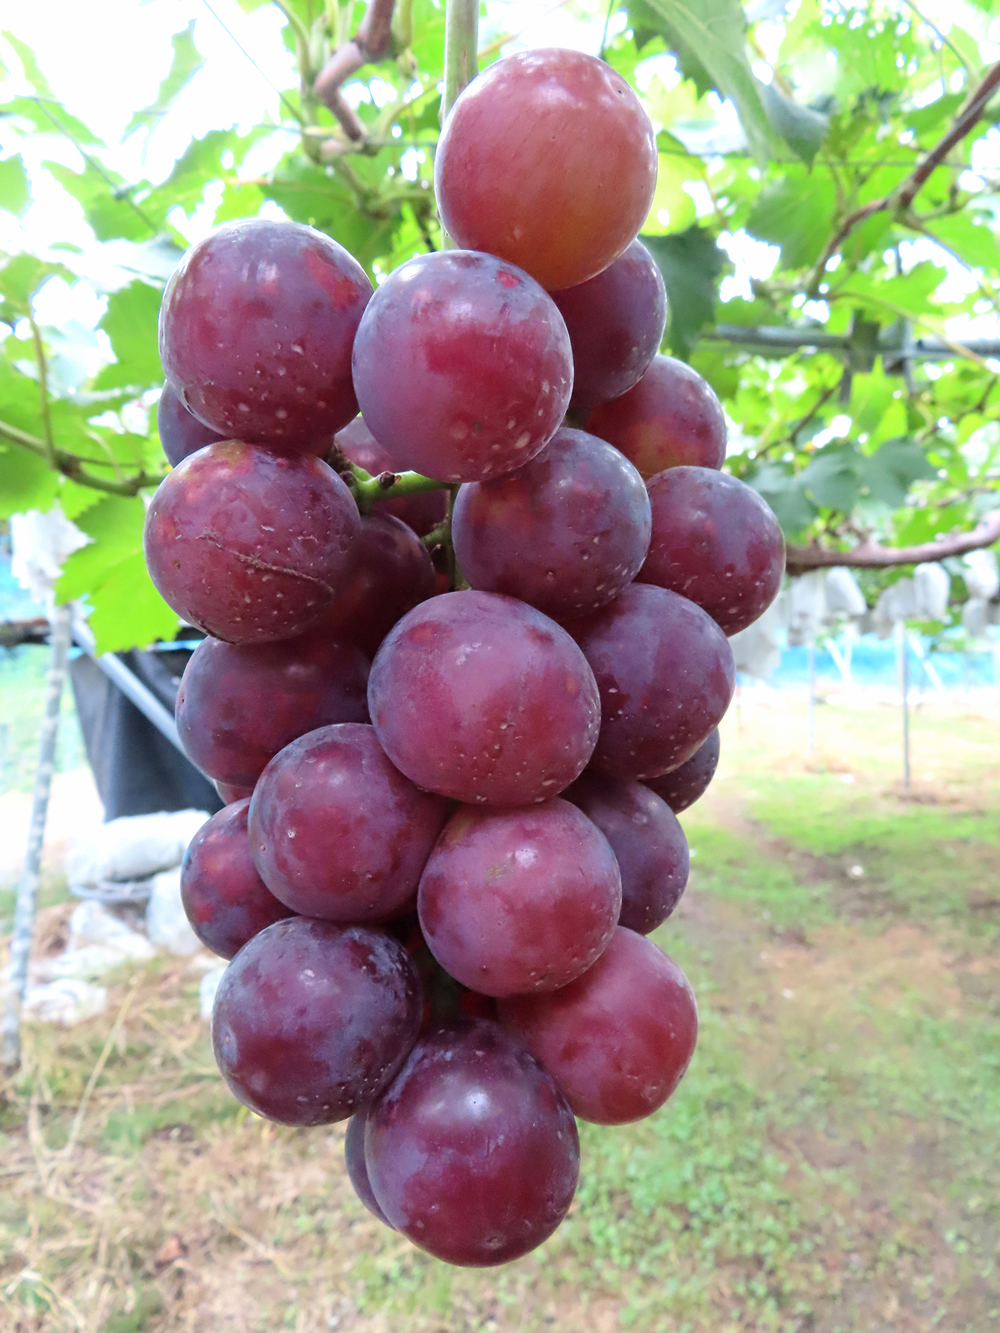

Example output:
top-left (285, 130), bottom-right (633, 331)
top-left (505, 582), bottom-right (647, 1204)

top-left (147, 46), bottom-right (784, 1269)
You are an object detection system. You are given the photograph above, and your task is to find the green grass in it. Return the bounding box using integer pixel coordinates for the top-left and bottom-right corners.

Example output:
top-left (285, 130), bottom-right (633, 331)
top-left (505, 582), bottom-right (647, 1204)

top-left (3, 697), bottom-right (1000, 1331)
top-left (0, 643), bottom-right (86, 794)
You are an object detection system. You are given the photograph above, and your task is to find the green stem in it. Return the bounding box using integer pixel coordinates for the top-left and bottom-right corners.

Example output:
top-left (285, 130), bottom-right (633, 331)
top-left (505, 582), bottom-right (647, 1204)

top-left (442, 0), bottom-right (478, 125)
top-left (440, 0), bottom-right (479, 249)
top-left (350, 464), bottom-right (449, 513)
top-left (0, 419), bottom-right (163, 497)
top-left (28, 317), bottom-right (55, 464)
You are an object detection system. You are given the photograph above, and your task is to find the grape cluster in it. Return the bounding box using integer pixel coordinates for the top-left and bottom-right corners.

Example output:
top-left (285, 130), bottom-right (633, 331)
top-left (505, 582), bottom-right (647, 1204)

top-left (146, 46), bottom-right (784, 1269)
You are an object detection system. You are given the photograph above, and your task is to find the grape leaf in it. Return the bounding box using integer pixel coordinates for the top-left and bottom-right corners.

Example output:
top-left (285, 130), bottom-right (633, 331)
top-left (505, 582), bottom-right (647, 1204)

top-left (643, 227), bottom-right (726, 359)
top-left (94, 282), bottom-right (163, 392)
top-left (0, 445), bottom-right (61, 519)
top-left (125, 21), bottom-right (205, 138)
top-left (798, 443), bottom-right (863, 512)
top-left (627, 0), bottom-right (780, 162)
top-left (0, 152), bottom-right (29, 216)
top-left (862, 437), bottom-right (935, 508)
top-left (746, 172), bottom-right (838, 270)
top-left (760, 83), bottom-right (828, 166)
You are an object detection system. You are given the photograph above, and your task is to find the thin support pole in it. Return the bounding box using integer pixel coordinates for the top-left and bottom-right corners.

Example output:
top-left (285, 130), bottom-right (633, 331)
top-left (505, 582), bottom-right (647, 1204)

top-left (807, 638), bottom-right (816, 757)
top-left (2, 603), bottom-right (73, 1074)
top-left (897, 620), bottom-right (911, 790)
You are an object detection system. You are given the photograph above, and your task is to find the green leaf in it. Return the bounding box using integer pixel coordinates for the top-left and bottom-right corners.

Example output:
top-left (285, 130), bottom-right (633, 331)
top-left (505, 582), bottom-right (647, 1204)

top-left (746, 171), bottom-right (838, 269)
top-left (927, 214), bottom-right (1000, 275)
top-left (44, 161), bottom-right (155, 243)
top-left (265, 160), bottom-right (402, 273)
top-left (643, 227), bottom-right (725, 360)
top-left (798, 442), bottom-right (863, 511)
top-left (0, 444), bottom-right (60, 518)
top-left (760, 83), bottom-right (828, 166)
top-left (125, 21), bottom-right (205, 138)
top-left (94, 282), bottom-right (163, 392)
top-left (746, 461), bottom-right (816, 534)
top-left (0, 253), bottom-right (74, 318)
top-left (631, 0), bottom-right (780, 162)
top-left (0, 153), bottom-right (29, 215)
top-left (1, 31), bottom-right (54, 95)
top-left (86, 550), bottom-right (181, 653)
top-left (862, 437), bottom-right (935, 508)
top-left (56, 495), bottom-right (178, 651)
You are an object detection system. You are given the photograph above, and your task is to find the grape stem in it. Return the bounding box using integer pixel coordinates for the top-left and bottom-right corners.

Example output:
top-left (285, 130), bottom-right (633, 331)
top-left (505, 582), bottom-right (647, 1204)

top-left (349, 463), bottom-right (449, 513)
top-left (442, 0), bottom-right (479, 122)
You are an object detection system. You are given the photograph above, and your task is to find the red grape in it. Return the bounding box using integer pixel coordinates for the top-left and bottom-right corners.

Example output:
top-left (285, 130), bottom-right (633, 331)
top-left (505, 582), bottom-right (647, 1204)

top-left (365, 1020), bottom-right (579, 1265)
top-left (157, 383), bottom-right (226, 467)
top-left (176, 629), bottom-right (369, 788)
top-left (160, 219), bottom-right (371, 449)
top-left (368, 591), bottom-right (600, 805)
top-left (216, 781), bottom-right (254, 805)
top-left (144, 441), bottom-right (360, 644)
top-left (325, 512), bottom-right (436, 658)
top-left (499, 928), bottom-right (697, 1124)
top-left (646, 728), bottom-right (720, 813)
top-left (180, 799), bottom-right (294, 960)
top-left (418, 800), bottom-right (621, 996)
top-left (451, 427), bottom-right (651, 620)
top-left (639, 467), bottom-right (785, 635)
top-left (586, 355), bottom-right (727, 479)
top-left (335, 415), bottom-right (447, 537)
top-left (212, 917), bottom-right (422, 1125)
top-left (564, 773), bottom-right (688, 935)
top-left (435, 49), bottom-right (657, 292)
top-left (569, 584), bottom-right (734, 780)
top-left (351, 251), bottom-right (572, 483)
top-left (249, 723), bottom-right (450, 923)
top-left (551, 241), bottom-right (666, 410)
top-left (345, 1107), bottom-right (391, 1225)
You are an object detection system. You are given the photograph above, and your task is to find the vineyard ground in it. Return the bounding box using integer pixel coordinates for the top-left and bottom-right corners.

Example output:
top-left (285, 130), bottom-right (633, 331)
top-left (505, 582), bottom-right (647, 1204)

top-left (1, 691), bottom-right (998, 1333)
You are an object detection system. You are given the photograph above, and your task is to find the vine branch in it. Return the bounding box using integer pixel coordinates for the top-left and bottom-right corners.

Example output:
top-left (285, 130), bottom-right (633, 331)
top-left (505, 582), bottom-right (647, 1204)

top-left (313, 0), bottom-right (397, 142)
top-left (0, 419), bottom-right (163, 497)
top-left (785, 509), bottom-right (1000, 574)
top-left (807, 60), bottom-right (1000, 294)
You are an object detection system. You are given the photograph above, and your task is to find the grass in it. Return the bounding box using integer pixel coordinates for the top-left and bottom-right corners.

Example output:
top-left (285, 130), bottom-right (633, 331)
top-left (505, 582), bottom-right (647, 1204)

top-left (0, 646), bottom-right (86, 795)
top-left (1, 689), bottom-right (999, 1331)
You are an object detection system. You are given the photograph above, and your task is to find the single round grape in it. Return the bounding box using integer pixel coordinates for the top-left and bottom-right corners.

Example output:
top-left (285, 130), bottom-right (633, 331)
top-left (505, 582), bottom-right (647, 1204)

top-left (180, 799), bottom-right (294, 960)
top-left (368, 591), bottom-right (600, 805)
top-left (144, 442), bottom-right (360, 644)
top-left (551, 241), bottom-right (666, 410)
top-left (646, 728), bottom-right (720, 813)
top-left (418, 800), bottom-right (621, 996)
top-left (212, 917), bottom-right (422, 1125)
top-left (435, 49), bottom-right (657, 292)
top-left (452, 428), bottom-right (651, 620)
top-left (639, 467), bottom-right (786, 635)
top-left (335, 416), bottom-right (447, 537)
top-left (365, 1020), bottom-right (579, 1266)
top-left (216, 780), bottom-right (254, 805)
top-left (249, 724), bottom-right (450, 923)
top-left (352, 251), bottom-right (572, 484)
top-left (563, 773), bottom-right (688, 934)
top-left (326, 512), bottom-right (436, 659)
top-left (160, 219), bottom-right (371, 448)
top-left (569, 584), bottom-right (734, 780)
top-left (177, 628), bottom-right (369, 788)
top-left (586, 355), bottom-right (727, 479)
top-left (157, 383), bottom-right (226, 467)
top-left (345, 1108), bottom-right (392, 1226)
top-left (499, 928), bottom-right (698, 1124)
